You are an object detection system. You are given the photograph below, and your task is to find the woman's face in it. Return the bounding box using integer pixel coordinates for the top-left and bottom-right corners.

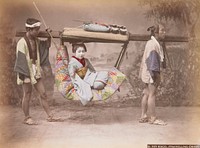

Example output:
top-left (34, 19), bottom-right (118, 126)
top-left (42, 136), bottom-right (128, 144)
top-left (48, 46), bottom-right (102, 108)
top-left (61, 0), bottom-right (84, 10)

top-left (75, 46), bottom-right (85, 59)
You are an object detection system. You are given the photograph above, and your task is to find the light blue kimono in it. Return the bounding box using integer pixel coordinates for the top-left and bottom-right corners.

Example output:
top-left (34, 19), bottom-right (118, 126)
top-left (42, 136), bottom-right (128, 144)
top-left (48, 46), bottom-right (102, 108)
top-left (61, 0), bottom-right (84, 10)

top-left (68, 57), bottom-right (108, 105)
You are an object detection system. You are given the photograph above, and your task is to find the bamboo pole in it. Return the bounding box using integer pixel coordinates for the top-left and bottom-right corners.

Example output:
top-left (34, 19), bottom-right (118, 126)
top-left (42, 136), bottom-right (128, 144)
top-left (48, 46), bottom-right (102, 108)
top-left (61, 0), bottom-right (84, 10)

top-left (15, 31), bottom-right (188, 43)
top-left (129, 34), bottom-right (188, 42)
top-left (15, 31), bottom-right (61, 38)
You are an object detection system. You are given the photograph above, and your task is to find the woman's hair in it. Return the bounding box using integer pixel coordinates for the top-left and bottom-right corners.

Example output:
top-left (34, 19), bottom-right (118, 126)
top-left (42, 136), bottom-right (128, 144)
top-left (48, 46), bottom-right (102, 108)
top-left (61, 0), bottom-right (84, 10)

top-left (72, 43), bottom-right (87, 53)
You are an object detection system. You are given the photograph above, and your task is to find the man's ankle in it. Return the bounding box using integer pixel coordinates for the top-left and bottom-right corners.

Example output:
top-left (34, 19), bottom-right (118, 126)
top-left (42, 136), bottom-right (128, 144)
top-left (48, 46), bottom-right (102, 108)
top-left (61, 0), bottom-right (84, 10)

top-left (25, 115), bottom-right (31, 120)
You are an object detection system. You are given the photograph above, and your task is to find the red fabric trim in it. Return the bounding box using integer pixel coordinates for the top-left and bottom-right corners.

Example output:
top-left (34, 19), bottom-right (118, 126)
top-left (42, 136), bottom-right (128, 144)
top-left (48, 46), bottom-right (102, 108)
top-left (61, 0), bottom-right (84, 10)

top-left (72, 56), bottom-right (85, 67)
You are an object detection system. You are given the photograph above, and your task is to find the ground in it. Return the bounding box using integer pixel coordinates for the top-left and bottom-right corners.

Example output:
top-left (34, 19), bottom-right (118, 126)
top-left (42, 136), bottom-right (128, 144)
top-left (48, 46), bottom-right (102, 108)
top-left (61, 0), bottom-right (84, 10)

top-left (1, 60), bottom-right (200, 148)
top-left (0, 91), bottom-right (200, 148)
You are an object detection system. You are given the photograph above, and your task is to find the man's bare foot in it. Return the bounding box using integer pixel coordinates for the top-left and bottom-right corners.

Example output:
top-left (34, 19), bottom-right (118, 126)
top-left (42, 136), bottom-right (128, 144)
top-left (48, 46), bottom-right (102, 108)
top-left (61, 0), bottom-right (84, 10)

top-left (47, 115), bottom-right (64, 122)
top-left (23, 117), bottom-right (38, 125)
top-left (148, 117), bottom-right (167, 126)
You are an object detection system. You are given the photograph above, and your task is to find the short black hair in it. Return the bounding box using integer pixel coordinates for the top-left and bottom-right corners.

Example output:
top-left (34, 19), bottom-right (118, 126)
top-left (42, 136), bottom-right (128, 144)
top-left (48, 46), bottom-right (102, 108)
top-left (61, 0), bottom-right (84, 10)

top-left (147, 23), bottom-right (165, 36)
top-left (26, 18), bottom-right (40, 25)
top-left (147, 24), bottom-right (159, 36)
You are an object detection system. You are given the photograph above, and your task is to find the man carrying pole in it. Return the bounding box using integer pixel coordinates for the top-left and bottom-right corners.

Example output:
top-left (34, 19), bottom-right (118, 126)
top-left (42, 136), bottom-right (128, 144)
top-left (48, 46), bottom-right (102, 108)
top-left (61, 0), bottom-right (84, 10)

top-left (139, 24), bottom-right (167, 125)
top-left (14, 18), bottom-right (63, 125)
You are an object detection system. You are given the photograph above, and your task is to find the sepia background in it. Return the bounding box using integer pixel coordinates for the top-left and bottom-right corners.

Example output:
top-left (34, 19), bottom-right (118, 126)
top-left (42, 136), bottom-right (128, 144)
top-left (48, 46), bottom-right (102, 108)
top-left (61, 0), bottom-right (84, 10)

top-left (0, 0), bottom-right (200, 147)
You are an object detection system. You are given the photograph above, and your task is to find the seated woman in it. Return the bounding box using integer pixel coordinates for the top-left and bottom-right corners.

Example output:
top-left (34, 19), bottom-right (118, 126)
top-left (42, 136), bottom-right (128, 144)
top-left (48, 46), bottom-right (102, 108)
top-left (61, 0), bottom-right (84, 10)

top-left (68, 43), bottom-right (109, 104)
top-left (55, 43), bottom-right (126, 105)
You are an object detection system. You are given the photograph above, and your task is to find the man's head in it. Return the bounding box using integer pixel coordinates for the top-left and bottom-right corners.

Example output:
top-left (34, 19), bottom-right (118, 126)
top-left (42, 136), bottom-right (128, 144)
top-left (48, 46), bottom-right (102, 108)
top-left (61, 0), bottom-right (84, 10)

top-left (25, 18), bottom-right (41, 37)
top-left (72, 43), bottom-right (87, 59)
top-left (147, 24), bottom-right (166, 40)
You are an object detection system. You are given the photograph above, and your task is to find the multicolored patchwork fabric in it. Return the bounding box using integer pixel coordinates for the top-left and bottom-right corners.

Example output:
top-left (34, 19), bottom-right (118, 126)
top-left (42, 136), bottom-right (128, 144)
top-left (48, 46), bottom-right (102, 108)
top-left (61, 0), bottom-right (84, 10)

top-left (55, 49), bottom-right (126, 102)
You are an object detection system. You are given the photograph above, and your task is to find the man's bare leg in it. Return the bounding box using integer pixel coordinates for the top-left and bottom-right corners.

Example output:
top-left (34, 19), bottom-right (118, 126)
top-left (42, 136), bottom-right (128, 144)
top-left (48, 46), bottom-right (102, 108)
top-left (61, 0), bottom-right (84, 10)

top-left (148, 83), bottom-right (157, 120)
top-left (22, 83), bottom-right (32, 118)
top-left (22, 83), bottom-right (38, 125)
top-left (34, 78), bottom-right (51, 117)
top-left (34, 78), bottom-right (63, 122)
top-left (141, 87), bottom-right (149, 119)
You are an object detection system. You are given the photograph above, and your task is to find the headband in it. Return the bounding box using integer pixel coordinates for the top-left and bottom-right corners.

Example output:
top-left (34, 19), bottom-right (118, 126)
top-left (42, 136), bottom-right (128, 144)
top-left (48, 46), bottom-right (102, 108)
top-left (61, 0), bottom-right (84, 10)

top-left (25, 22), bottom-right (41, 28)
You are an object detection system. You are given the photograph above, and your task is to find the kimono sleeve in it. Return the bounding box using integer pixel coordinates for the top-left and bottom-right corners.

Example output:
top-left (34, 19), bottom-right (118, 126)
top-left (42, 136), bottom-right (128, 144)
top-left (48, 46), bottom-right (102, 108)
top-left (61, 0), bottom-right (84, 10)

top-left (39, 39), bottom-right (51, 67)
top-left (14, 38), bottom-right (30, 77)
top-left (145, 50), bottom-right (160, 77)
top-left (68, 61), bottom-right (78, 79)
